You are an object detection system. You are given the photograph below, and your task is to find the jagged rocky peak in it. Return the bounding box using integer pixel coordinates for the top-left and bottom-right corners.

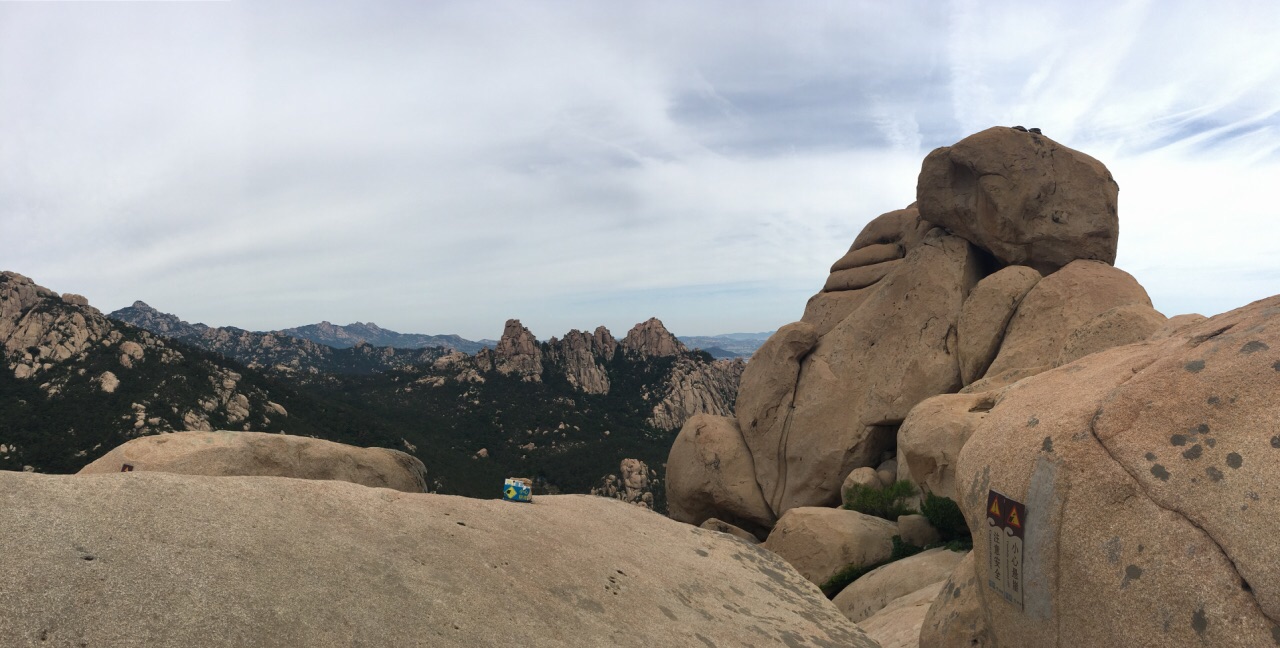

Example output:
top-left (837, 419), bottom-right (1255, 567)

top-left (111, 300), bottom-right (208, 336)
top-left (493, 319), bottom-right (542, 381)
top-left (620, 317), bottom-right (686, 358)
top-left (547, 328), bottom-right (614, 395)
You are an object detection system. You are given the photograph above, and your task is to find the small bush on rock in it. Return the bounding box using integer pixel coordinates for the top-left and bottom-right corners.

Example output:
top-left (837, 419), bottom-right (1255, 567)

top-left (842, 479), bottom-right (918, 520)
top-left (920, 491), bottom-right (972, 551)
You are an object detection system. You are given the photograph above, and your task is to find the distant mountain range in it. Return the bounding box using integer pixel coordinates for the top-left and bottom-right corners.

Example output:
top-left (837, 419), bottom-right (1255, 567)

top-left (111, 302), bottom-right (769, 359)
top-left (1, 273), bottom-right (750, 510)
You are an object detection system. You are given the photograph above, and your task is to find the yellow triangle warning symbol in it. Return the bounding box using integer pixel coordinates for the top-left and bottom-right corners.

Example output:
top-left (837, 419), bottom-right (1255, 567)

top-left (989, 499), bottom-right (1001, 518)
top-left (1008, 507), bottom-right (1022, 529)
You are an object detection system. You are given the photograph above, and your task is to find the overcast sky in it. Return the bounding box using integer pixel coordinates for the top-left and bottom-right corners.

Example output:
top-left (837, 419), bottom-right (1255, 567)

top-left (3, 1), bottom-right (1279, 340)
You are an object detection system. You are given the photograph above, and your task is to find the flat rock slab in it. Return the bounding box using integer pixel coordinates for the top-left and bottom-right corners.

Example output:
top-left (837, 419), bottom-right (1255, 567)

top-left (0, 472), bottom-right (876, 648)
top-left (78, 430), bottom-right (428, 493)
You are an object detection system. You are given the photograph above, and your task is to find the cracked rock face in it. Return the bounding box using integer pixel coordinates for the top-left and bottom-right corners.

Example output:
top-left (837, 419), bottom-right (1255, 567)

top-left (493, 319), bottom-right (543, 381)
top-left (953, 295), bottom-right (1280, 647)
top-left (917, 126), bottom-right (1120, 273)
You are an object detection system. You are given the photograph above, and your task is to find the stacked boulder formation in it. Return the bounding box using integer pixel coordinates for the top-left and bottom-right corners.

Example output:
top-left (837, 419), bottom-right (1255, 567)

top-left (670, 126), bottom-right (1280, 645)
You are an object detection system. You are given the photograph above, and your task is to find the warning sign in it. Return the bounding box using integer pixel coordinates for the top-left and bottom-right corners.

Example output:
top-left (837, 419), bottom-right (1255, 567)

top-left (986, 489), bottom-right (1026, 611)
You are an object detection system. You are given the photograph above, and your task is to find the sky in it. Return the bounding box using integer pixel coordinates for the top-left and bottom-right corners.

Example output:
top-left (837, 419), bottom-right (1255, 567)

top-left (3, 1), bottom-right (1279, 341)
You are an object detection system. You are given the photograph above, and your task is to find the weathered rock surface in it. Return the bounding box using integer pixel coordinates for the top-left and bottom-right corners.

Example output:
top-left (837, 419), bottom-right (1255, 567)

top-left (801, 290), bottom-right (873, 336)
top-left (620, 317), bottom-right (686, 357)
top-left (896, 514), bottom-right (940, 547)
top-left (734, 322), bottom-right (818, 485)
top-left (493, 319), bottom-right (544, 381)
top-left (762, 507), bottom-right (897, 586)
top-left (833, 547), bottom-right (965, 623)
top-left (957, 266), bottom-right (1042, 385)
top-left (917, 126), bottom-right (1119, 273)
top-left (897, 392), bottom-right (994, 500)
top-left (590, 458), bottom-right (656, 509)
top-left (1055, 302), bottom-right (1166, 366)
top-left (856, 581), bottom-right (947, 648)
top-left (984, 259), bottom-right (1153, 378)
top-left (666, 415), bottom-right (775, 535)
top-left (953, 296), bottom-right (1280, 647)
top-left (647, 357), bottom-right (745, 432)
top-left (0, 471), bottom-right (878, 647)
top-left (919, 552), bottom-right (991, 648)
top-left (699, 518), bottom-right (761, 544)
top-left (546, 327), bottom-right (616, 395)
top-left (753, 233), bottom-right (982, 513)
top-left (78, 431), bottom-right (428, 493)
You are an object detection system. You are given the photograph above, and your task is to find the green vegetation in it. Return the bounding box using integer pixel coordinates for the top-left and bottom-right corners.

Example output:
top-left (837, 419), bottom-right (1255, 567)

top-left (819, 535), bottom-right (922, 597)
top-left (841, 479), bottom-right (919, 519)
top-left (921, 491), bottom-right (973, 552)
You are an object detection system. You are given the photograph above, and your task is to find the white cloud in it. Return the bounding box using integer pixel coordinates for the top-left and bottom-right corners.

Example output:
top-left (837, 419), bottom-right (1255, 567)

top-left (1, 0), bottom-right (1278, 339)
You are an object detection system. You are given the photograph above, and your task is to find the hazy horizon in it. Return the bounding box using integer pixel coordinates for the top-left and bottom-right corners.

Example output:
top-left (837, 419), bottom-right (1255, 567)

top-left (5, 1), bottom-right (1279, 340)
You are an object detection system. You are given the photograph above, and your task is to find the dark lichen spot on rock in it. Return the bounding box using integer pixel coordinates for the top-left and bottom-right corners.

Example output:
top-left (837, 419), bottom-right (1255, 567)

top-left (1121, 564), bottom-right (1143, 588)
top-left (1171, 434), bottom-right (1187, 446)
top-left (1184, 360), bottom-right (1206, 373)
top-left (1272, 436), bottom-right (1280, 449)
top-left (695, 633), bottom-right (717, 648)
top-left (1182, 445), bottom-right (1203, 460)
top-left (659, 605), bottom-right (678, 621)
top-left (1206, 466), bottom-right (1224, 482)
top-left (1240, 340), bottom-right (1270, 354)
top-left (1042, 437), bottom-right (1054, 453)
top-left (1205, 438), bottom-right (1217, 448)
top-left (953, 585), bottom-right (963, 598)
top-left (1207, 396), bottom-right (1221, 405)
top-left (1151, 465), bottom-right (1171, 481)
top-left (695, 549), bottom-right (709, 557)
top-left (1191, 606), bottom-right (1208, 636)
top-left (1274, 361), bottom-right (1280, 372)
top-left (1145, 452), bottom-right (1156, 461)
top-left (1271, 624), bottom-right (1280, 645)
top-left (1027, 416), bottom-right (1039, 428)
top-left (1196, 424), bottom-right (1210, 434)
top-left (1227, 453), bottom-right (1243, 469)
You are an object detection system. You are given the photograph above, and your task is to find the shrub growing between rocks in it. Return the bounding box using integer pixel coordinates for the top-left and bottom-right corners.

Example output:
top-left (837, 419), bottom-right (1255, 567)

top-left (842, 479), bottom-right (918, 519)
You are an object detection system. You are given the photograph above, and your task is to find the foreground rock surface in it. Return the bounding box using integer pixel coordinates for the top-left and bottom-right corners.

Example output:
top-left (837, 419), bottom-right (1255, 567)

top-left (0, 472), bottom-right (877, 648)
top-left (954, 296), bottom-right (1280, 646)
top-left (78, 431), bottom-right (428, 493)
top-left (833, 547), bottom-right (965, 623)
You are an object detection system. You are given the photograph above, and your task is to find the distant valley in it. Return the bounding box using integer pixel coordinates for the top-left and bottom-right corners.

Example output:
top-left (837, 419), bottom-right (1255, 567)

top-left (2, 271), bottom-right (749, 509)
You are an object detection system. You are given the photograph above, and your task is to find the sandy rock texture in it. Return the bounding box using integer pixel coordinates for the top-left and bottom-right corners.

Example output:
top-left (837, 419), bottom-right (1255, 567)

top-left (0, 472), bottom-right (878, 648)
top-left (666, 414), bottom-right (775, 535)
top-left (762, 507), bottom-right (897, 586)
top-left (78, 431), bottom-right (428, 493)
top-left (917, 126), bottom-right (1119, 273)
top-left (953, 296), bottom-right (1280, 647)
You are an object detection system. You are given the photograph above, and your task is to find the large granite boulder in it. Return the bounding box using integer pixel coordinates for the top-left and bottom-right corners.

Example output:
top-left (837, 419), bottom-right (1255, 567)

top-left (1055, 302), bottom-right (1167, 366)
top-left (762, 507), bottom-right (898, 587)
top-left (984, 259), bottom-right (1153, 378)
top-left (896, 392), bottom-right (995, 500)
top-left (665, 414), bottom-right (775, 535)
top-left (78, 431), bottom-right (427, 493)
top-left (957, 266), bottom-right (1042, 385)
top-left (857, 581), bottom-right (947, 648)
top-left (753, 233), bottom-right (983, 513)
top-left (734, 321), bottom-right (818, 489)
top-left (919, 552), bottom-right (991, 648)
top-left (917, 126), bottom-right (1119, 273)
top-left (952, 295), bottom-right (1280, 646)
top-left (832, 547), bottom-right (966, 623)
top-left (801, 205), bottom-right (935, 336)
top-left (0, 471), bottom-right (878, 647)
